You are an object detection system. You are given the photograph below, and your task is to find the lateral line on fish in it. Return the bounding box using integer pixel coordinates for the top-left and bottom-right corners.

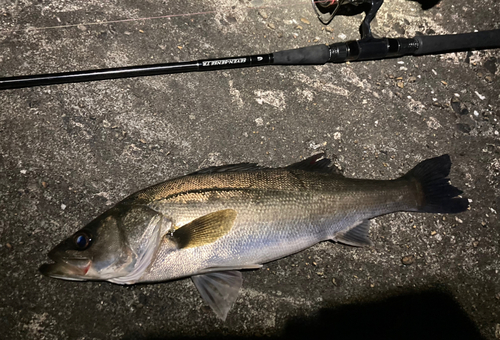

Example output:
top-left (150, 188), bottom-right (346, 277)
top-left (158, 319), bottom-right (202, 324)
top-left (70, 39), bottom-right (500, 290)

top-left (144, 187), bottom-right (265, 203)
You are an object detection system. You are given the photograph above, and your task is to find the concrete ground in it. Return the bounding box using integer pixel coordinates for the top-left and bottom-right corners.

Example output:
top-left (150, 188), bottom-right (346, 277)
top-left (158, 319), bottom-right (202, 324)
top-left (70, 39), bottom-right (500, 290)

top-left (1, 0), bottom-right (499, 339)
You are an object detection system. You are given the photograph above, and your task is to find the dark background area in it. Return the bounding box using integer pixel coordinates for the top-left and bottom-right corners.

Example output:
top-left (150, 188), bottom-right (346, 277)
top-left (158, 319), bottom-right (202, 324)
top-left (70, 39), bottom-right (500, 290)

top-left (125, 287), bottom-right (487, 340)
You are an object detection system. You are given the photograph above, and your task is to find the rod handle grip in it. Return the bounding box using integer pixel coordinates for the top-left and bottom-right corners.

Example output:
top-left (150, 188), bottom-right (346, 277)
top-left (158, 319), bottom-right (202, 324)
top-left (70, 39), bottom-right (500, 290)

top-left (273, 45), bottom-right (331, 65)
top-left (414, 29), bottom-right (500, 55)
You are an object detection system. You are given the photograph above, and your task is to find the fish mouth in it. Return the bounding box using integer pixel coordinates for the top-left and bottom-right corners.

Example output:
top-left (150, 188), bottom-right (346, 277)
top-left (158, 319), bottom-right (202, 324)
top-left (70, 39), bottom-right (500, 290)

top-left (40, 249), bottom-right (91, 281)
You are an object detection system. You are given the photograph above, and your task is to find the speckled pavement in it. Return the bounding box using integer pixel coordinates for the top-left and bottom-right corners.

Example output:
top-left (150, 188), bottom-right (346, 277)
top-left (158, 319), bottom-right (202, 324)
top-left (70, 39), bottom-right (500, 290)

top-left (1, 0), bottom-right (499, 339)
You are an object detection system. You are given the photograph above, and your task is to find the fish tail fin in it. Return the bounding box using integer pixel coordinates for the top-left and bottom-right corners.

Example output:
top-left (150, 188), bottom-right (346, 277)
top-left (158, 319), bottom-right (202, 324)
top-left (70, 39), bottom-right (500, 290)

top-left (402, 154), bottom-right (469, 214)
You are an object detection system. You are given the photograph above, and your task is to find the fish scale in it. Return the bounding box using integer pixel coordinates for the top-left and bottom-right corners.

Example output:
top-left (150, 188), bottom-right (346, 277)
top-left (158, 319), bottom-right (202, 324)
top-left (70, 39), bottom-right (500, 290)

top-left (138, 169), bottom-right (418, 283)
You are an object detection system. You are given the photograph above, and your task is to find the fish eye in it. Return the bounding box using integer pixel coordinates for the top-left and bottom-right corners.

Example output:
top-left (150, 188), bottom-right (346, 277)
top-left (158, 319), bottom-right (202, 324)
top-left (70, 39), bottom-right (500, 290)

top-left (73, 232), bottom-right (92, 250)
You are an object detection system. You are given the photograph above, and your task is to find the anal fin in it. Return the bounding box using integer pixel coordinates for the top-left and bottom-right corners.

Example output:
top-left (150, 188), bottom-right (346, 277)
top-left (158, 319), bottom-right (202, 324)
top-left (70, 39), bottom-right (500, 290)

top-left (192, 271), bottom-right (242, 321)
top-left (200, 264), bottom-right (263, 274)
top-left (335, 220), bottom-right (373, 247)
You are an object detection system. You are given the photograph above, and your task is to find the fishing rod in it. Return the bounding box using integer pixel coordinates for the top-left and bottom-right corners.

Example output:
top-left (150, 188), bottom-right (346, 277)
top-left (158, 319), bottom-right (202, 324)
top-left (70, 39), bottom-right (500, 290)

top-left (0, 0), bottom-right (499, 91)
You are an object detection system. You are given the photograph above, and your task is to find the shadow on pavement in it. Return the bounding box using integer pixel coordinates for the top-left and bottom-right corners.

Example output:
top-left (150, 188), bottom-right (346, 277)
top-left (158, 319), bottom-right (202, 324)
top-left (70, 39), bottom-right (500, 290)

top-left (408, 0), bottom-right (442, 10)
top-left (125, 287), bottom-right (485, 340)
top-left (281, 288), bottom-right (485, 340)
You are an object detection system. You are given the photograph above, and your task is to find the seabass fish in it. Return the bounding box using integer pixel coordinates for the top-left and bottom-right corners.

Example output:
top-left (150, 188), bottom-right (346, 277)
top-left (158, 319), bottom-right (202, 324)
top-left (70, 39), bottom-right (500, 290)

top-left (40, 154), bottom-right (468, 320)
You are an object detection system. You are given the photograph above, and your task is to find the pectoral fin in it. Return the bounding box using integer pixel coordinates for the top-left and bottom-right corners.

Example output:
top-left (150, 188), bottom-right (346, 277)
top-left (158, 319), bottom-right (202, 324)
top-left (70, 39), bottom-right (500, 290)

top-left (173, 209), bottom-right (237, 249)
top-left (192, 271), bottom-right (242, 321)
top-left (335, 220), bottom-right (373, 247)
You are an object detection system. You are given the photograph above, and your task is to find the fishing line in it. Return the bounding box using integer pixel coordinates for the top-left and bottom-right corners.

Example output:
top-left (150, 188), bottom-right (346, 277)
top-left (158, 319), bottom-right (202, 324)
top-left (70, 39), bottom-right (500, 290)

top-left (0, 9), bottom-right (219, 35)
top-left (0, 0), bottom-right (320, 35)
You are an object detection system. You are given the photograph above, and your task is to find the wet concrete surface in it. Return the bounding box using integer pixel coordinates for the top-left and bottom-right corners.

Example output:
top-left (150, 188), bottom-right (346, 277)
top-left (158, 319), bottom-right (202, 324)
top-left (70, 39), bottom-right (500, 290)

top-left (1, 0), bottom-right (499, 339)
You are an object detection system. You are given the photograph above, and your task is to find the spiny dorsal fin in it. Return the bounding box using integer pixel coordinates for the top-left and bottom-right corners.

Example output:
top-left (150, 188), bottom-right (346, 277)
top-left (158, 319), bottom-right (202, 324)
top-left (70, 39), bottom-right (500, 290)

top-left (173, 209), bottom-right (237, 249)
top-left (335, 220), bottom-right (373, 247)
top-left (189, 163), bottom-right (265, 175)
top-left (286, 153), bottom-right (343, 175)
top-left (191, 271), bottom-right (242, 321)
top-left (189, 154), bottom-right (343, 176)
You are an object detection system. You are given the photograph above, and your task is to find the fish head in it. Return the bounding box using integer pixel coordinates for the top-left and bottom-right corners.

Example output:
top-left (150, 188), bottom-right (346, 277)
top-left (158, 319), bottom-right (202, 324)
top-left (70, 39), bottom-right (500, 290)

top-left (40, 205), bottom-right (169, 282)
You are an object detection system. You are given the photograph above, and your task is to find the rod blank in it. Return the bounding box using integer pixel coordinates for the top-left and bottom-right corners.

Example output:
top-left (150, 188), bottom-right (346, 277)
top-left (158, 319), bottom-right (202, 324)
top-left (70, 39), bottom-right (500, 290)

top-left (0, 55), bottom-right (273, 90)
top-left (1, 29), bottom-right (499, 90)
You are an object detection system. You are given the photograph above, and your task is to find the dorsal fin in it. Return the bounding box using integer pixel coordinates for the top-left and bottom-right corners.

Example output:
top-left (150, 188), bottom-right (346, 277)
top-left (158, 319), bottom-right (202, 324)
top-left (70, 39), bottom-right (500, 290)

top-left (286, 153), bottom-right (343, 175)
top-left (188, 163), bottom-right (265, 175)
top-left (188, 153), bottom-right (343, 176)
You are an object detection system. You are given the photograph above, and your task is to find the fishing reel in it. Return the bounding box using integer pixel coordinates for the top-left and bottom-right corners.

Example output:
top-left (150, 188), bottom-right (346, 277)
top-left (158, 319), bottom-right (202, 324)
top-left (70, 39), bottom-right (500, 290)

top-left (312, 0), bottom-right (384, 39)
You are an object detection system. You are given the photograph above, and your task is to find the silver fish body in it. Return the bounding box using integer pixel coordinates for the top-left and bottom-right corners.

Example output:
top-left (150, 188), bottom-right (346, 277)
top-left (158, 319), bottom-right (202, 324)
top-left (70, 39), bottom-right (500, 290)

top-left (136, 170), bottom-right (416, 282)
top-left (40, 154), bottom-right (468, 320)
